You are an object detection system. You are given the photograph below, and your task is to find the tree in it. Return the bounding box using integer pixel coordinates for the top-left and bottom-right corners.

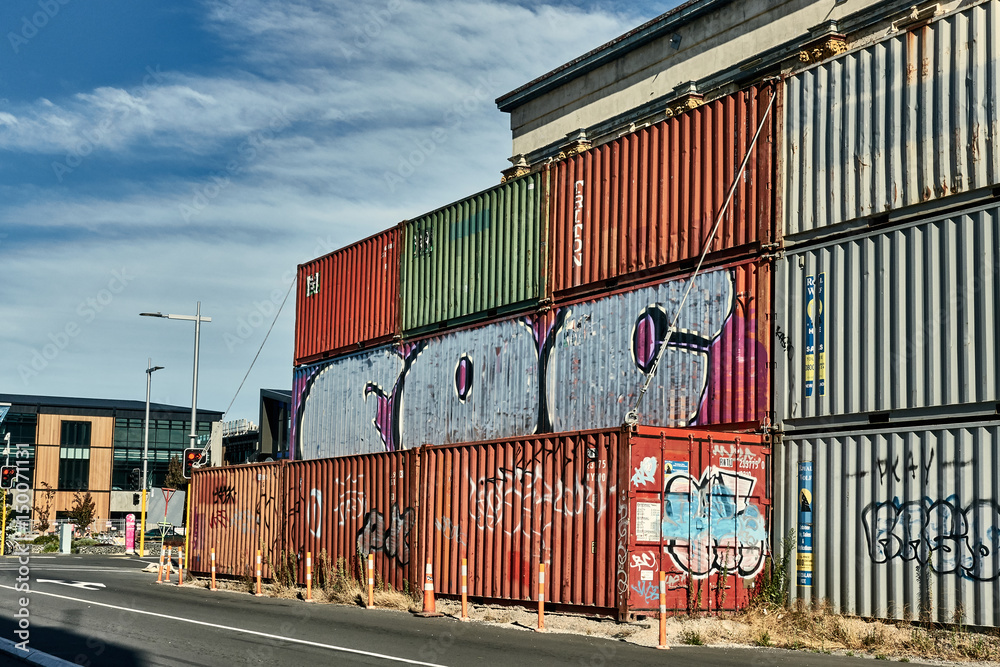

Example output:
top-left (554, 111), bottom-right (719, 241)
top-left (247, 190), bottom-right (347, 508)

top-left (67, 492), bottom-right (97, 533)
top-left (34, 481), bottom-right (55, 532)
top-left (164, 454), bottom-right (188, 490)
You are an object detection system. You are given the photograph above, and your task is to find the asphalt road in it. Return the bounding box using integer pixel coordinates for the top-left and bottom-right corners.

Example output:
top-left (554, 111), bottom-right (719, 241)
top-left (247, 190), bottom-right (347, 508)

top-left (0, 554), bottom-right (916, 666)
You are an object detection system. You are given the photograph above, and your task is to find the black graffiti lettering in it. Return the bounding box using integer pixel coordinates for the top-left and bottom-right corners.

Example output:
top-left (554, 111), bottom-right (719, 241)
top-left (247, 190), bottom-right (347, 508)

top-left (862, 497), bottom-right (1000, 581)
top-left (356, 503), bottom-right (415, 566)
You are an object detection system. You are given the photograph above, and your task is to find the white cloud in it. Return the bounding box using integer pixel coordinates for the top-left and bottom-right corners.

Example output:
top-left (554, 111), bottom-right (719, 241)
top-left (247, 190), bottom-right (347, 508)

top-left (0, 0), bottom-right (659, 420)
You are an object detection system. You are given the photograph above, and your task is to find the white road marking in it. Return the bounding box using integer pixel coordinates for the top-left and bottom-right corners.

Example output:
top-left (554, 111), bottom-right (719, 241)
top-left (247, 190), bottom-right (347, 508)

top-left (0, 567), bottom-right (145, 574)
top-left (0, 584), bottom-right (448, 666)
top-left (36, 579), bottom-right (106, 591)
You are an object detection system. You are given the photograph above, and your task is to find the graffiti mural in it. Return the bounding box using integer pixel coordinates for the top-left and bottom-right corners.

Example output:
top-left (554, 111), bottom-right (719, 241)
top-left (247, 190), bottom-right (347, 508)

top-left (660, 467), bottom-right (767, 578)
top-left (294, 266), bottom-right (767, 460)
top-left (862, 497), bottom-right (1000, 581)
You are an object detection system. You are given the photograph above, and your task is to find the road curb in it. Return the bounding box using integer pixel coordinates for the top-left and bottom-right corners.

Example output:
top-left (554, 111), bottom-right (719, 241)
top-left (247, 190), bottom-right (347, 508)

top-left (0, 637), bottom-right (77, 667)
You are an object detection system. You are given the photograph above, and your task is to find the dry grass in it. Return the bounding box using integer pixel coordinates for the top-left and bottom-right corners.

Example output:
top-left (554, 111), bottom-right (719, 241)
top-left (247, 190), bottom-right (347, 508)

top-left (725, 602), bottom-right (1000, 663)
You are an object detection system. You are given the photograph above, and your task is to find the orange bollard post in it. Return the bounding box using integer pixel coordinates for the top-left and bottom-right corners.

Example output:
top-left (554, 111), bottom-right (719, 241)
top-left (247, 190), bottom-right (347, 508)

top-left (416, 561), bottom-right (442, 617)
top-left (460, 558), bottom-right (469, 621)
top-left (178, 548), bottom-right (184, 586)
top-left (656, 571), bottom-right (670, 650)
top-left (305, 551), bottom-right (312, 602)
top-left (156, 548), bottom-right (166, 584)
top-left (536, 562), bottom-right (546, 632)
top-left (164, 547), bottom-right (172, 584)
top-left (367, 553), bottom-right (374, 607)
top-left (255, 550), bottom-right (263, 596)
top-left (210, 548), bottom-right (217, 591)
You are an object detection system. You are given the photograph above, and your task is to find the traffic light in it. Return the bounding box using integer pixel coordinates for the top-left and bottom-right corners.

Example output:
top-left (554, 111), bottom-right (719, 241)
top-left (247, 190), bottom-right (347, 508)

top-left (0, 466), bottom-right (16, 489)
top-left (182, 448), bottom-right (203, 478)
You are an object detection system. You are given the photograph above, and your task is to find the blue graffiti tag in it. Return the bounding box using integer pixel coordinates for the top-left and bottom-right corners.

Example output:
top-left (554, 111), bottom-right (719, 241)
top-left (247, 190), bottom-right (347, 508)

top-left (660, 468), bottom-right (767, 578)
top-left (631, 579), bottom-right (660, 604)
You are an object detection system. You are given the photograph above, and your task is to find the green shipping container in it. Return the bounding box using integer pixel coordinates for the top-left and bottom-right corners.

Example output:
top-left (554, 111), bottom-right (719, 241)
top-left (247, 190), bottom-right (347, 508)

top-left (400, 172), bottom-right (545, 334)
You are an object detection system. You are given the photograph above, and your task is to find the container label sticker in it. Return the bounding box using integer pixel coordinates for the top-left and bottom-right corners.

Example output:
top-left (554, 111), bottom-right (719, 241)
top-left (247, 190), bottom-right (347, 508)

top-left (641, 570), bottom-right (653, 581)
top-left (664, 460), bottom-right (688, 477)
top-left (634, 502), bottom-right (661, 542)
top-left (805, 276), bottom-right (815, 396)
top-left (797, 461), bottom-right (814, 587)
top-left (817, 272), bottom-right (826, 396)
top-left (805, 274), bottom-right (826, 397)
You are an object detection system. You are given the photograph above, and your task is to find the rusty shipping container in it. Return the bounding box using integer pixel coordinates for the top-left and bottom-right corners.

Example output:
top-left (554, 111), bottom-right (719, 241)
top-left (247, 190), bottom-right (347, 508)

top-left (549, 83), bottom-right (775, 299)
top-left (783, 0), bottom-right (1000, 242)
top-left (625, 427), bottom-right (770, 616)
top-left (284, 451), bottom-right (420, 595)
top-left (777, 420), bottom-right (1000, 627)
top-left (420, 429), bottom-right (624, 612)
top-left (189, 462), bottom-right (285, 580)
top-left (400, 172), bottom-right (545, 335)
top-left (294, 227), bottom-right (400, 366)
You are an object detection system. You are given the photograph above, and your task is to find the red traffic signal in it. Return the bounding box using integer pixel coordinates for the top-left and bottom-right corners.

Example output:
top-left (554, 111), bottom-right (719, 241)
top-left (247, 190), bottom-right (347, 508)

top-left (182, 448), bottom-right (204, 479)
top-left (0, 465), bottom-right (16, 489)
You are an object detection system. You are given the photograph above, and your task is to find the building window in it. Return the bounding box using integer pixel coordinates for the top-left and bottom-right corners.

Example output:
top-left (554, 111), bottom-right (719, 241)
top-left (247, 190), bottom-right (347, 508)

top-left (59, 421), bottom-right (91, 491)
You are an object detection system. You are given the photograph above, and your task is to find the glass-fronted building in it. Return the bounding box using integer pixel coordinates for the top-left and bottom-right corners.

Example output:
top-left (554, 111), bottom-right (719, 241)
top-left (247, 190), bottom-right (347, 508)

top-left (0, 394), bottom-right (222, 529)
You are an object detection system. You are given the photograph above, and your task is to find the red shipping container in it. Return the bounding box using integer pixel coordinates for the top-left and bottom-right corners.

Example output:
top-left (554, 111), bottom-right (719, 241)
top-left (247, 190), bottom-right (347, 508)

top-left (624, 427), bottom-right (770, 616)
top-left (189, 462), bottom-right (285, 580)
top-left (549, 83), bottom-right (776, 299)
top-left (295, 228), bottom-right (400, 366)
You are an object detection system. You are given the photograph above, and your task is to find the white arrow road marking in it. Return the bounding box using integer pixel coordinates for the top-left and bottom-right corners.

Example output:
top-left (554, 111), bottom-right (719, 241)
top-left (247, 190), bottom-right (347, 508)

top-left (36, 579), bottom-right (106, 591)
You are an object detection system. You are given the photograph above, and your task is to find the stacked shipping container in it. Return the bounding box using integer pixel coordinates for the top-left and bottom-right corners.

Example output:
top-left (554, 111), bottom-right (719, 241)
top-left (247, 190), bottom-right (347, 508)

top-left (775, 0), bottom-right (1000, 625)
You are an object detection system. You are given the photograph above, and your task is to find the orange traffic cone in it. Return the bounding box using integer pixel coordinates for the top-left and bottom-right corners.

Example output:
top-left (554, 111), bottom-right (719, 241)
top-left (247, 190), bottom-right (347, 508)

top-left (416, 561), bottom-right (442, 617)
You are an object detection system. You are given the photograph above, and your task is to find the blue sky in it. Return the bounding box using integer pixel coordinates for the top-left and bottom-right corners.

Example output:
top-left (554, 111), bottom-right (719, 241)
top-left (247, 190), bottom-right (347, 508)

top-left (0, 0), bottom-right (677, 424)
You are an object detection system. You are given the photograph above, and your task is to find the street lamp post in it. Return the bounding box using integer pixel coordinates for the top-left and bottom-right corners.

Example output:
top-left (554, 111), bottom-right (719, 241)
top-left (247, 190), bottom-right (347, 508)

top-left (141, 302), bottom-right (212, 565)
top-left (139, 359), bottom-right (164, 557)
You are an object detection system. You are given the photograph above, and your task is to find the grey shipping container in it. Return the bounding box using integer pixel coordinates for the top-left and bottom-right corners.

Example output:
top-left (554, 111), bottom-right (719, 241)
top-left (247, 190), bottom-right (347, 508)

top-left (783, 0), bottom-right (1000, 242)
top-left (774, 201), bottom-right (1000, 431)
top-left (775, 420), bottom-right (1000, 627)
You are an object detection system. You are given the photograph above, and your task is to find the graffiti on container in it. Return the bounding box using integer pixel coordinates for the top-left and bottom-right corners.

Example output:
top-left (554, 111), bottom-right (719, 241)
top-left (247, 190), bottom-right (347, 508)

top-left (364, 342), bottom-right (426, 452)
top-left (209, 507), bottom-right (229, 529)
top-left (435, 516), bottom-right (467, 548)
top-left (631, 579), bottom-right (660, 604)
top-left (212, 484), bottom-right (236, 504)
top-left (861, 496), bottom-right (1000, 581)
top-left (616, 484), bottom-right (629, 596)
top-left (473, 464), bottom-right (606, 534)
top-left (631, 456), bottom-right (658, 488)
top-left (630, 550), bottom-right (657, 570)
top-left (230, 509), bottom-right (256, 535)
top-left (874, 449), bottom-right (937, 487)
top-left (296, 268), bottom-right (768, 457)
top-left (334, 483), bottom-right (367, 527)
top-left (660, 467), bottom-right (767, 578)
top-left (308, 488), bottom-right (323, 539)
top-left (356, 503), bottom-right (416, 566)
top-left (773, 325), bottom-right (793, 360)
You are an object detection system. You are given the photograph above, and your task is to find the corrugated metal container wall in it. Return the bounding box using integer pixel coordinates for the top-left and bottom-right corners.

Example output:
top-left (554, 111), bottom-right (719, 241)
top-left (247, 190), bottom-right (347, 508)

top-left (294, 228), bottom-right (401, 366)
top-left (284, 452), bottom-right (420, 593)
top-left (400, 173), bottom-right (544, 335)
top-left (295, 345), bottom-right (404, 459)
top-left (189, 463), bottom-right (284, 579)
top-left (400, 317), bottom-right (540, 446)
top-left (775, 202), bottom-right (1000, 430)
top-left (776, 422), bottom-right (1000, 627)
top-left (420, 429), bottom-right (624, 612)
top-left (549, 84), bottom-right (775, 299)
top-left (546, 259), bottom-right (770, 431)
top-left (626, 427), bottom-right (770, 615)
top-left (784, 0), bottom-right (1000, 241)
